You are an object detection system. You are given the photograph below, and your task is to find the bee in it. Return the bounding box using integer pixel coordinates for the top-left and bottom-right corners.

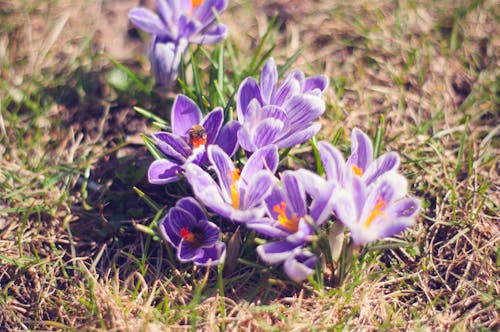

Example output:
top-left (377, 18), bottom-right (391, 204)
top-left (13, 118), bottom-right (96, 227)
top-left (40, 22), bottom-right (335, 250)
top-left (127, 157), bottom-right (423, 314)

top-left (187, 125), bottom-right (207, 148)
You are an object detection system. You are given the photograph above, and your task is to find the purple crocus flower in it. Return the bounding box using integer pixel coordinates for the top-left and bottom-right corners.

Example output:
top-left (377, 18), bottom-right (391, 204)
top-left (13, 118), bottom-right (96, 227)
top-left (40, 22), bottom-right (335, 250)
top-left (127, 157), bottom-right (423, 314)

top-left (317, 128), bottom-right (400, 187)
top-left (236, 57), bottom-right (329, 152)
top-left (129, 0), bottom-right (228, 84)
top-left (158, 197), bottom-right (226, 266)
top-left (185, 144), bottom-right (278, 223)
top-left (246, 170), bottom-right (336, 282)
top-left (148, 94), bottom-right (240, 184)
top-left (332, 171), bottom-right (421, 245)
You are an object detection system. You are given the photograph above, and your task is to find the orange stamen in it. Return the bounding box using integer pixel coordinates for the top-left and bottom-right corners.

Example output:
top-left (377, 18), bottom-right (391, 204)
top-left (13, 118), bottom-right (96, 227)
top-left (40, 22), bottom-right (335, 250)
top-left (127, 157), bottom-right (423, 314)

top-left (180, 227), bottom-right (196, 243)
top-left (364, 196), bottom-right (387, 228)
top-left (228, 169), bottom-right (241, 209)
top-left (273, 201), bottom-right (299, 232)
top-left (191, 0), bottom-right (203, 11)
top-left (351, 164), bottom-right (363, 176)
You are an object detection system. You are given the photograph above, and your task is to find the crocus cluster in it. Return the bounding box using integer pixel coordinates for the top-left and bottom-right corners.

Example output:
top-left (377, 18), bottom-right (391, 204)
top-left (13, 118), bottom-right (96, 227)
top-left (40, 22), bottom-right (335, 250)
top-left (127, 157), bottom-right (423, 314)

top-left (129, 0), bottom-right (228, 85)
top-left (134, 4), bottom-right (421, 282)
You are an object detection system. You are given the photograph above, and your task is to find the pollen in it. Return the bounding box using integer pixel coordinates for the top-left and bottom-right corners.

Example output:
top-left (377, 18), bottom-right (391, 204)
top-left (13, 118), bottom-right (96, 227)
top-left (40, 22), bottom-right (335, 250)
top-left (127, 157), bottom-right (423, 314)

top-left (351, 164), bottom-right (363, 176)
top-left (273, 201), bottom-right (299, 232)
top-left (180, 227), bottom-right (196, 243)
top-left (228, 169), bottom-right (241, 209)
top-left (191, 0), bottom-right (203, 11)
top-left (364, 196), bottom-right (387, 228)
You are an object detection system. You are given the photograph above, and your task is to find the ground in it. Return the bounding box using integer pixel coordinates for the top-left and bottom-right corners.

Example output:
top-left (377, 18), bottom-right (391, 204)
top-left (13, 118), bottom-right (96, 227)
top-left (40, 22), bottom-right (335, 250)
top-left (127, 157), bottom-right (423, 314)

top-left (0, 0), bottom-right (498, 330)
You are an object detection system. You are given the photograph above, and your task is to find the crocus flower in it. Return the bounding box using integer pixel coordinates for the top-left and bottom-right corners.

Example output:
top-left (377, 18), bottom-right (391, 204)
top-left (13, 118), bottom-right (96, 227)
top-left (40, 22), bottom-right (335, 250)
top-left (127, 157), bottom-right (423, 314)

top-left (185, 144), bottom-right (278, 223)
top-left (317, 128), bottom-right (400, 187)
top-left (332, 171), bottom-right (421, 245)
top-left (158, 197), bottom-right (226, 266)
top-left (236, 57), bottom-right (329, 152)
top-left (246, 170), bottom-right (336, 282)
top-left (129, 0), bottom-right (228, 84)
top-left (148, 94), bottom-right (240, 184)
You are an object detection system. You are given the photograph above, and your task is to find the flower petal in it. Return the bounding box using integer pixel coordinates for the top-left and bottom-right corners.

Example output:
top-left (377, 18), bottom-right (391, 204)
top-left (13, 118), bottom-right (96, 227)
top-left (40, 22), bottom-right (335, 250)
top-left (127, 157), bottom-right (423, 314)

top-left (176, 197), bottom-right (206, 223)
top-left (318, 141), bottom-right (348, 187)
top-left (347, 128), bottom-right (373, 173)
top-left (192, 0), bottom-right (227, 26)
top-left (190, 23), bottom-right (228, 44)
top-left (216, 120), bottom-right (241, 157)
top-left (128, 8), bottom-right (169, 37)
top-left (283, 95), bottom-right (325, 129)
top-left (283, 250), bottom-right (317, 283)
top-left (303, 75), bottom-right (329, 94)
top-left (256, 241), bottom-right (298, 265)
top-left (246, 218), bottom-right (292, 237)
top-left (243, 170), bottom-right (274, 209)
top-left (148, 159), bottom-right (183, 184)
top-left (237, 77), bottom-right (262, 122)
top-left (168, 206), bottom-right (197, 235)
top-left (260, 58), bottom-right (278, 104)
top-left (282, 171), bottom-right (307, 218)
top-left (276, 123), bottom-right (321, 149)
top-left (251, 118), bottom-right (285, 149)
top-left (202, 108), bottom-right (224, 144)
top-left (198, 221), bottom-right (221, 247)
top-left (178, 240), bottom-right (204, 261)
top-left (152, 132), bottom-right (190, 161)
top-left (272, 75), bottom-right (300, 106)
top-left (240, 145), bottom-right (279, 182)
top-left (158, 214), bottom-right (180, 247)
top-left (194, 242), bottom-right (226, 266)
top-left (237, 125), bottom-right (257, 152)
top-left (207, 145), bottom-right (235, 201)
top-left (171, 94), bottom-right (202, 137)
top-left (363, 152), bottom-right (400, 185)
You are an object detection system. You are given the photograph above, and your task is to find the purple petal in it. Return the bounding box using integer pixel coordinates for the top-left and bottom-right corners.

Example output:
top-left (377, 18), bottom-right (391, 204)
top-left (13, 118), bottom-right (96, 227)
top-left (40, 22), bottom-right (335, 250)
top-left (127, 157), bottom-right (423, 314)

top-left (317, 141), bottom-right (348, 187)
top-left (148, 159), bottom-right (183, 184)
top-left (176, 197), bottom-right (206, 223)
top-left (303, 75), bottom-right (329, 94)
top-left (237, 77), bottom-right (262, 122)
top-left (256, 241), bottom-right (298, 265)
top-left (275, 123), bottom-right (321, 149)
top-left (229, 205), bottom-right (267, 223)
top-left (178, 240), bottom-right (204, 262)
top-left (286, 219), bottom-right (314, 245)
top-left (308, 182), bottom-right (336, 226)
top-left (168, 206), bottom-right (197, 235)
top-left (128, 8), bottom-right (169, 37)
top-left (178, 15), bottom-right (200, 40)
top-left (240, 145), bottom-right (278, 182)
top-left (159, 214), bottom-right (180, 247)
top-left (260, 58), bottom-right (278, 104)
top-left (376, 198), bottom-right (421, 239)
top-left (207, 145), bottom-right (235, 201)
top-left (283, 250), bottom-right (317, 283)
top-left (149, 38), bottom-right (187, 86)
top-left (198, 221), bottom-right (221, 247)
top-left (152, 132), bottom-right (190, 161)
top-left (294, 169), bottom-right (328, 199)
top-left (155, 0), bottom-right (174, 27)
top-left (190, 24), bottom-right (227, 44)
top-left (252, 118), bottom-right (285, 148)
top-left (246, 218), bottom-right (291, 237)
top-left (332, 187), bottom-right (358, 231)
top-left (192, 0), bottom-right (227, 26)
top-left (347, 128), bottom-right (373, 174)
top-left (242, 170), bottom-right (273, 209)
top-left (247, 104), bottom-right (287, 124)
top-left (237, 125), bottom-right (258, 152)
top-left (272, 75), bottom-right (300, 106)
top-left (194, 242), bottom-right (226, 266)
top-left (388, 197), bottom-right (421, 219)
top-left (216, 120), bottom-right (241, 156)
top-left (363, 152), bottom-right (400, 185)
top-left (171, 94), bottom-right (202, 137)
top-left (201, 108), bottom-right (223, 144)
top-left (282, 171), bottom-right (307, 218)
top-left (283, 95), bottom-right (325, 128)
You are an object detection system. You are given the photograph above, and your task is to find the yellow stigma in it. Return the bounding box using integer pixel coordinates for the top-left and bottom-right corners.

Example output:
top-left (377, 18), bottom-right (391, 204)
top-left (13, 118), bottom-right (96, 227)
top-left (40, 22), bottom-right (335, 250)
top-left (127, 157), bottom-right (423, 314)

top-left (351, 164), bottom-right (363, 176)
top-left (364, 196), bottom-right (387, 228)
top-left (273, 201), bottom-right (299, 232)
top-left (228, 169), bottom-right (240, 209)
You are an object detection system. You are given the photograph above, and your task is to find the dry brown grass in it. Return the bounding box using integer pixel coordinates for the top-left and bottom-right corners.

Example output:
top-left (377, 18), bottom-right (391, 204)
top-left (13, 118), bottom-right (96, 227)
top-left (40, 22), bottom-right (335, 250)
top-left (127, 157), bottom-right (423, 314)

top-left (1, 0), bottom-right (499, 330)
